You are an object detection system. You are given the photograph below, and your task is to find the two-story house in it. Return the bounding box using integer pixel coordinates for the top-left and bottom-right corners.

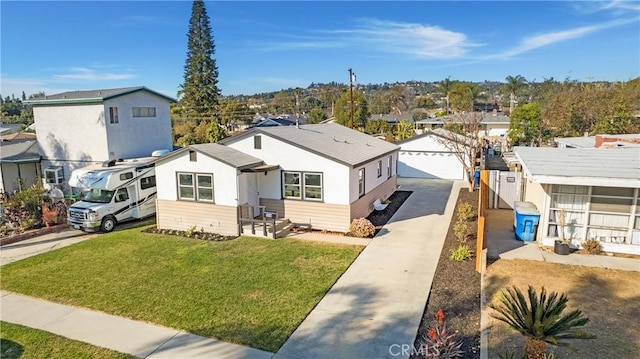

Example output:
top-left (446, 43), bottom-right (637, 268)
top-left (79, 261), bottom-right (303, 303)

top-left (26, 87), bottom-right (174, 192)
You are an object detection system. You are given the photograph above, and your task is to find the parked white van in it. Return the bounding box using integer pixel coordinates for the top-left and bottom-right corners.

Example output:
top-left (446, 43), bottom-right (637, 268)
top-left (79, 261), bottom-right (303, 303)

top-left (67, 156), bottom-right (162, 232)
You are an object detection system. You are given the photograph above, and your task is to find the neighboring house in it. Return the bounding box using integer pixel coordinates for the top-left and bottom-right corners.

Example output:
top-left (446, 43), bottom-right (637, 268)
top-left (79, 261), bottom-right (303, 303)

top-left (25, 87), bottom-right (174, 192)
top-left (396, 128), bottom-right (469, 180)
top-left (249, 117), bottom-right (297, 128)
top-left (555, 133), bottom-right (640, 149)
top-left (0, 139), bottom-right (41, 193)
top-left (155, 123), bottom-right (399, 235)
top-left (369, 113), bottom-right (414, 126)
top-left (514, 146), bottom-right (640, 255)
top-left (414, 112), bottom-right (510, 137)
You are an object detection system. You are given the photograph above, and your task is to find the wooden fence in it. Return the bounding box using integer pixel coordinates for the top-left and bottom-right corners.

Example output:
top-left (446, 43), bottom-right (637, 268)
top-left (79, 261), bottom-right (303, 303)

top-left (476, 170), bottom-right (489, 273)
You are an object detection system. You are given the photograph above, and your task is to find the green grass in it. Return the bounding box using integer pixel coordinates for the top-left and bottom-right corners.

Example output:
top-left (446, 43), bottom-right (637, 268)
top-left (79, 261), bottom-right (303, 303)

top-left (0, 228), bottom-right (363, 352)
top-left (0, 321), bottom-right (133, 359)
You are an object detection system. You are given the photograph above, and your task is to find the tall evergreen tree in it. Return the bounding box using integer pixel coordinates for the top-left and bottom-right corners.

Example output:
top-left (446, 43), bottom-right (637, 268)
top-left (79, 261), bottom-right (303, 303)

top-left (179, 0), bottom-right (220, 136)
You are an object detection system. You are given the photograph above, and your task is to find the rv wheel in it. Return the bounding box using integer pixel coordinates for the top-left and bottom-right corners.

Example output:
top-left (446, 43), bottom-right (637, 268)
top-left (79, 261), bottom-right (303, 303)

top-left (101, 216), bottom-right (116, 233)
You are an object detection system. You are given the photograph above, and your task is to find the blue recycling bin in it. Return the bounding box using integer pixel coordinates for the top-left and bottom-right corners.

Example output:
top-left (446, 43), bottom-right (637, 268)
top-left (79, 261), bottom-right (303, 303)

top-left (513, 201), bottom-right (540, 241)
top-left (474, 170), bottom-right (480, 187)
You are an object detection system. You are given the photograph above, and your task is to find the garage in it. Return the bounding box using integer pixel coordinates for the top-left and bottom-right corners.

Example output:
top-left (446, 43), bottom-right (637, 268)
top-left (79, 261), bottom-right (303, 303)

top-left (397, 130), bottom-right (467, 180)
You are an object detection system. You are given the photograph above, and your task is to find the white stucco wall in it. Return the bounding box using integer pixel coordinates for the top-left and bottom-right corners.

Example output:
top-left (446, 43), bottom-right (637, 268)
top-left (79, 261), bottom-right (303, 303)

top-left (398, 135), bottom-right (466, 180)
top-left (103, 92), bottom-right (172, 159)
top-left (155, 151), bottom-right (239, 206)
top-left (349, 152), bottom-right (397, 203)
top-left (226, 134), bottom-right (350, 204)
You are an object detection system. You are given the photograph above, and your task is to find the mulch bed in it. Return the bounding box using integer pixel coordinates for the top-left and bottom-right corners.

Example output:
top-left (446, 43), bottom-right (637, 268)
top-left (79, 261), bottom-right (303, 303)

top-left (366, 190), bottom-right (412, 236)
top-left (412, 188), bottom-right (481, 358)
top-left (142, 226), bottom-right (236, 242)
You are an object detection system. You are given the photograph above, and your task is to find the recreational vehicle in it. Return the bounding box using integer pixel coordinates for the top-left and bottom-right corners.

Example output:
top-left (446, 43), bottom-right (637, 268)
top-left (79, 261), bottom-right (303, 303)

top-left (67, 156), bottom-right (161, 232)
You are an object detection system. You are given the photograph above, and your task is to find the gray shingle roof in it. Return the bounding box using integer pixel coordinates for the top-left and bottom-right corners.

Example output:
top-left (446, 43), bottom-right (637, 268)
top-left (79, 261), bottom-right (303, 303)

top-left (222, 123), bottom-right (399, 167)
top-left (189, 143), bottom-right (264, 169)
top-left (415, 112), bottom-right (509, 125)
top-left (514, 147), bottom-right (640, 185)
top-left (25, 86), bottom-right (175, 105)
top-left (0, 140), bottom-right (40, 163)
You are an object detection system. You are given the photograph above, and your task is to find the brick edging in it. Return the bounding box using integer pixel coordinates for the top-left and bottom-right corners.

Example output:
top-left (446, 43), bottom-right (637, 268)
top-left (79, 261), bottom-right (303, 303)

top-left (0, 224), bottom-right (70, 247)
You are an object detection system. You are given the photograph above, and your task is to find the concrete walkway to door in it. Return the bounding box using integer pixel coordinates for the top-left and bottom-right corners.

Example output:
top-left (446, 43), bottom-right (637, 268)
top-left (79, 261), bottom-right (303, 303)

top-left (276, 178), bottom-right (463, 359)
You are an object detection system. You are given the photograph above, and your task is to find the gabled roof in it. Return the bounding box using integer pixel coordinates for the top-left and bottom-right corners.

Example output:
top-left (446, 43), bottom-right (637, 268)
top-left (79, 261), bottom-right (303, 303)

top-left (157, 143), bottom-right (264, 170)
top-left (25, 86), bottom-right (176, 105)
top-left (396, 128), bottom-right (473, 147)
top-left (0, 140), bottom-right (41, 163)
top-left (514, 146), bottom-right (640, 187)
top-left (220, 123), bottom-right (399, 168)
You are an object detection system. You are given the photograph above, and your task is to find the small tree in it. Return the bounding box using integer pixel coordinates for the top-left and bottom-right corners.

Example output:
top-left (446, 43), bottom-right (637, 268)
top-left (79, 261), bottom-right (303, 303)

top-left (307, 107), bottom-right (328, 124)
top-left (433, 113), bottom-right (483, 191)
top-left (490, 286), bottom-right (595, 359)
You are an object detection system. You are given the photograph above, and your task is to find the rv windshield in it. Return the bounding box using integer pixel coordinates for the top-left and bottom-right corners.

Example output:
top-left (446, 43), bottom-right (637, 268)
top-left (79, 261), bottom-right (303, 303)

top-left (82, 189), bottom-right (115, 203)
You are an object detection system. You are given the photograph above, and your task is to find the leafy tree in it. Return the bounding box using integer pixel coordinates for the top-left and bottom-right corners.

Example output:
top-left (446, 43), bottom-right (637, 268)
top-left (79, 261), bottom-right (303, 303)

top-left (270, 91), bottom-right (295, 114)
top-left (178, 0), bottom-right (220, 136)
top-left (490, 286), bottom-right (595, 359)
top-left (439, 76), bottom-right (453, 113)
top-left (334, 89), bottom-right (369, 129)
top-left (300, 96), bottom-right (322, 113)
top-left (219, 99), bottom-right (252, 131)
top-left (449, 82), bottom-right (479, 113)
top-left (393, 119), bottom-right (414, 141)
top-left (317, 84), bottom-right (346, 116)
top-left (369, 92), bottom-right (392, 114)
top-left (365, 118), bottom-right (391, 135)
top-left (414, 96), bottom-right (437, 109)
top-left (508, 103), bottom-right (544, 146)
top-left (503, 75), bottom-right (528, 115)
top-left (386, 85), bottom-right (413, 113)
top-left (207, 122), bottom-right (226, 142)
top-left (307, 107), bottom-right (328, 124)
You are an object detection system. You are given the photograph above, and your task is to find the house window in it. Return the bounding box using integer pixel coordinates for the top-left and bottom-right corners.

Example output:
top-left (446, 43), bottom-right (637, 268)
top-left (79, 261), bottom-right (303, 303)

top-left (377, 160), bottom-right (382, 178)
top-left (387, 156), bottom-right (392, 178)
top-left (358, 168), bottom-right (365, 197)
top-left (45, 167), bottom-right (64, 184)
top-left (177, 172), bottom-right (213, 202)
top-left (283, 172), bottom-right (301, 199)
top-left (109, 107), bottom-right (119, 124)
top-left (282, 171), bottom-right (323, 201)
top-left (119, 172), bottom-right (133, 181)
top-left (304, 173), bottom-right (323, 201)
top-left (140, 175), bottom-right (156, 190)
top-left (189, 150), bottom-right (197, 162)
top-left (254, 135), bottom-right (262, 149)
top-left (132, 107), bottom-right (156, 118)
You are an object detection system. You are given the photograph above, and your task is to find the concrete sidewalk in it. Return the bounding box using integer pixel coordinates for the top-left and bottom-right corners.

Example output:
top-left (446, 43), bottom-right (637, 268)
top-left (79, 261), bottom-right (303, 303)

top-left (486, 209), bottom-right (640, 272)
top-left (0, 291), bottom-right (273, 359)
top-left (0, 229), bottom-right (96, 266)
top-left (276, 178), bottom-right (462, 359)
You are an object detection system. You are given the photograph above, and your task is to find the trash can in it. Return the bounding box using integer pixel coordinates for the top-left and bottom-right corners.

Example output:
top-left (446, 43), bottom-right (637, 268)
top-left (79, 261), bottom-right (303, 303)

top-left (513, 201), bottom-right (540, 241)
top-left (474, 170), bottom-right (480, 187)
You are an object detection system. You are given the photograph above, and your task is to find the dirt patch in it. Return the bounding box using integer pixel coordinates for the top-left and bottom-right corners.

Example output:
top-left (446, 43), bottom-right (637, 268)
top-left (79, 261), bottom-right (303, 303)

top-left (412, 188), bottom-right (481, 358)
top-left (485, 259), bottom-right (640, 358)
top-left (142, 226), bottom-right (236, 242)
top-left (366, 190), bottom-right (412, 235)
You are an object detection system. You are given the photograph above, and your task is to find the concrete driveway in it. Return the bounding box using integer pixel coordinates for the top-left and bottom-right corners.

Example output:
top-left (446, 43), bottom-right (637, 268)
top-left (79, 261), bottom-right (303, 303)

top-left (276, 178), bottom-right (462, 359)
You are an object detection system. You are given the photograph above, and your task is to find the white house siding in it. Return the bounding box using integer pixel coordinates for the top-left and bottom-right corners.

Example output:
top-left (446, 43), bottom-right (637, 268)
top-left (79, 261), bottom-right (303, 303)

top-left (348, 153), bottom-right (398, 204)
top-left (103, 92), bottom-right (172, 159)
top-left (0, 163), bottom-right (39, 193)
top-left (226, 134), bottom-right (350, 204)
top-left (155, 151), bottom-right (239, 206)
top-left (398, 135), bottom-right (465, 180)
top-left (257, 170), bottom-right (280, 199)
top-left (156, 199), bottom-right (238, 236)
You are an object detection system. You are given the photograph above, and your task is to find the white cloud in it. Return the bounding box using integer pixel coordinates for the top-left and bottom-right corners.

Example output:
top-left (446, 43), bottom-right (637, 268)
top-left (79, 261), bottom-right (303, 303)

top-left (0, 76), bottom-right (71, 98)
top-left (486, 17), bottom-right (638, 60)
top-left (602, 0), bottom-right (640, 12)
top-left (53, 67), bottom-right (136, 81)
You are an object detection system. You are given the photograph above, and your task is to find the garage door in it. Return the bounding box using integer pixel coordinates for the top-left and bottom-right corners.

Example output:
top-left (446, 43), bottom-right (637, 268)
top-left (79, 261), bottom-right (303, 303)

top-left (398, 151), bottom-right (465, 180)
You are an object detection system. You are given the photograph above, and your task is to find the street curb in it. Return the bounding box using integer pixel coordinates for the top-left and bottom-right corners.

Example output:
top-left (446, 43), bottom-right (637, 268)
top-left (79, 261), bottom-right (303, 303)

top-left (0, 224), bottom-right (70, 247)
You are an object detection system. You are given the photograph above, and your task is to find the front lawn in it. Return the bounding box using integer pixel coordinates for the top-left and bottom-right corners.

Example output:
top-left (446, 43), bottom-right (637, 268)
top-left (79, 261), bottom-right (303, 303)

top-left (0, 321), bottom-right (133, 359)
top-left (0, 228), bottom-right (363, 352)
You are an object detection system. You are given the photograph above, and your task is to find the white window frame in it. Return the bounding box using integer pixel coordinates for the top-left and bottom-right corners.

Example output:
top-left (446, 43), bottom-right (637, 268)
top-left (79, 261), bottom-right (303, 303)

top-left (196, 174), bottom-right (214, 202)
top-left (303, 172), bottom-right (323, 201)
top-left (109, 107), bottom-right (119, 124)
top-left (377, 160), bottom-right (382, 178)
top-left (387, 156), bottom-right (392, 178)
top-left (358, 168), bottom-right (365, 197)
top-left (45, 167), bottom-right (64, 184)
top-left (132, 107), bottom-right (156, 118)
top-left (177, 173), bottom-right (195, 201)
top-left (177, 172), bottom-right (214, 202)
top-left (282, 171), bottom-right (302, 200)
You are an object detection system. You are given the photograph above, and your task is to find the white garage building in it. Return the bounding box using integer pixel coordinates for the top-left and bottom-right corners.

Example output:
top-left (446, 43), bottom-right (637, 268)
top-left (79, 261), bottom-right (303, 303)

top-left (397, 129), bottom-right (468, 180)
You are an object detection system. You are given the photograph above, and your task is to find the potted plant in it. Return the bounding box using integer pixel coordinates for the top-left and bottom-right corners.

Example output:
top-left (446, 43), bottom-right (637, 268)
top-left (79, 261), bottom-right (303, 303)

top-left (553, 209), bottom-right (571, 255)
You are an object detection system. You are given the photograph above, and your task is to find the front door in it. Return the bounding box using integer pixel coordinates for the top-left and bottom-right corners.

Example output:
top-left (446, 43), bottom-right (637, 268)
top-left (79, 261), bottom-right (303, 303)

top-left (246, 174), bottom-right (260, 217)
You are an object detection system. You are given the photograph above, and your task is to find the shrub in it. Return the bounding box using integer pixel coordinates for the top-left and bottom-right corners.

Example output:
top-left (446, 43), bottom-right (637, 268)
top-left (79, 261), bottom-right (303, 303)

top-left (453, 220), bottom-right (468, 242)
top-left (450, 244), bottom-right (473, 261)
top-left (581, 238), bottom-right (602, 255)
top-left (421, 308), bottom-right (464, 358)
top-left (456, 201), bottom-right (475, 221)
top-left (349, 218), bottom-right (375, 238)
top-left (184, 225), bottom-right (198, 237)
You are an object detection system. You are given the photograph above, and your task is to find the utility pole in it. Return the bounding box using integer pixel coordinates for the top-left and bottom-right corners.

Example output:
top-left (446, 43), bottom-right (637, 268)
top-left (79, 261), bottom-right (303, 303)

top-left (348, 68), bottom-right (355, 129)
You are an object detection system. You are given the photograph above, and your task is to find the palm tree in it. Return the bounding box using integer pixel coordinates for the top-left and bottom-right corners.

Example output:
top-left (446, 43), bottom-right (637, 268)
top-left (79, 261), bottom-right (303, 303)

top-left (504, 75), bottom-right (528, 114)
top-left (440, 76), bottom-right (453, 114)
top-left (490, 286), bottom-right (595, 359)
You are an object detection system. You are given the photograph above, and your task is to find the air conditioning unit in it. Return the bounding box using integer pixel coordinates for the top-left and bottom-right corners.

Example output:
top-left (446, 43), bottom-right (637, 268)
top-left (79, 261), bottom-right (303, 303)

top-left (264, 211), bottom-right (277, 219)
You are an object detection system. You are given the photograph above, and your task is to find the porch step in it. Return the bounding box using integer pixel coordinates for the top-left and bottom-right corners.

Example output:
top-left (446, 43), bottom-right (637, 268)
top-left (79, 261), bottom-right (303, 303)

top-left (240, 218), bottom-right (291, 239)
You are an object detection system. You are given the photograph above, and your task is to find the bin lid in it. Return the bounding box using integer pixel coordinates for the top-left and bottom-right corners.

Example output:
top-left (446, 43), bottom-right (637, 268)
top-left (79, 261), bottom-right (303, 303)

top-left (514, 201), bottom-right (540, 215)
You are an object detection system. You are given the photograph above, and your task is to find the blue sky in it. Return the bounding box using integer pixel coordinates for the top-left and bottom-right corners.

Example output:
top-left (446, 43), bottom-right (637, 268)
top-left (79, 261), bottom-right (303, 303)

top-left (1, 1), bottom-right (639, 99)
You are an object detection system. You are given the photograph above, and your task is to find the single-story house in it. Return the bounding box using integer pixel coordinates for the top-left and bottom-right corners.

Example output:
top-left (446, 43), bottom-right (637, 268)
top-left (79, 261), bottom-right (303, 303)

top-left (514, 146), bottom-right (640, 255)
top-left (414, 112), bottom-right (510, 138)
top-left (155, 123), bottom-right (400, 236)
top-left (0, 139), bottom-right (41, 193)
top-left (397, 128), bottom-right (470, 180)
top-left (555, 133), bottom-right (640, 149)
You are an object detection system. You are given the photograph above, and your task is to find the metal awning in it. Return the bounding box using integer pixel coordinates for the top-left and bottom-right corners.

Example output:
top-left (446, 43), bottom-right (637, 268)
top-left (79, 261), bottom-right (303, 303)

top-left (240, 164), bottom-right (280, 173)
